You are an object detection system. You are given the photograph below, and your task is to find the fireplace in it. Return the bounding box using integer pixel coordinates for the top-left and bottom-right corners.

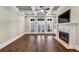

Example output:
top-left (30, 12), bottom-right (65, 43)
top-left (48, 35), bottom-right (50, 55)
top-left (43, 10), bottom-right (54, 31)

top-left (59, 31), bottom-right (69, 44)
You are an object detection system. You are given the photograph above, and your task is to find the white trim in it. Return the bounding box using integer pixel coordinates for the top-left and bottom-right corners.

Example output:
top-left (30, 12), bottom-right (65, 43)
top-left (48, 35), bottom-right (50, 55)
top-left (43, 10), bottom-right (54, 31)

top-left (26, 15), bottom-right (54, 16)
top-left (31, 6), bottom-right (37, 16)
top-left (54, 37), bottom-right (74, 49)
top-left (26, 32), bottom-right (54, 34)
top-left (0, 33), bottom-right (26, 49)
top-left (46, 6), bottom-right (54, 16)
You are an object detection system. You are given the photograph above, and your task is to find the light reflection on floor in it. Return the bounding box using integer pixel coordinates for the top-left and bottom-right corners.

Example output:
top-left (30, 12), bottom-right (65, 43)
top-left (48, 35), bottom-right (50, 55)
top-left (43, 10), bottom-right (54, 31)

top-left (28, 35), bottom-right (55, 51)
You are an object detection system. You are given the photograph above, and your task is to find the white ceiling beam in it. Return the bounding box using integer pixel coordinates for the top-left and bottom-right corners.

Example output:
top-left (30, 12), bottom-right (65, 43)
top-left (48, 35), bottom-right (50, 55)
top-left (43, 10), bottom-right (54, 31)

top-left (46, 6), bottom-right (54, 16)
top-left (31, 6), bottom-right (37, 16)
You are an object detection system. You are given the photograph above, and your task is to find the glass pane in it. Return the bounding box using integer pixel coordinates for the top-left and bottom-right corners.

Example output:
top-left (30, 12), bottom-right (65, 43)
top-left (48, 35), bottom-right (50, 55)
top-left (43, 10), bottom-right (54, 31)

top-left (38, 19), bottom-right (45, 32)
top-left (30, 19), bottom-right (35, 32)
top-left (38, 24), bottom-right (40, 32)
top-left (47, 20), bottom-right (52, 32)
top-left (31, 24), bottom-right (35, 32)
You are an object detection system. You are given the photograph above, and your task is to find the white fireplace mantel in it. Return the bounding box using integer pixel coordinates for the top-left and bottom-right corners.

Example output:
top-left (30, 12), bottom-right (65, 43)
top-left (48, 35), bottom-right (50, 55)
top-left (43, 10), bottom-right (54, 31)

top-left (57, 22), bottom-right (78, 25)
top-left (57, 22), bottom-right (79, 50)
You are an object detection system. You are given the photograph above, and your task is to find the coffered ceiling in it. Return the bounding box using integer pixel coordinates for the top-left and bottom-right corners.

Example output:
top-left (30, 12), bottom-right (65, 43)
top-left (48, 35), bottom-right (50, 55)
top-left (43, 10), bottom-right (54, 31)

top-left (16, 6), bottom-right (60, 16)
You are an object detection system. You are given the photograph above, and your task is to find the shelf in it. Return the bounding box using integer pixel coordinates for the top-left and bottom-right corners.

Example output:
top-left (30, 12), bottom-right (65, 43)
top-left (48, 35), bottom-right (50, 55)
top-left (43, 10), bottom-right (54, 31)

top-left (57, 22), bottom-right (78, 25)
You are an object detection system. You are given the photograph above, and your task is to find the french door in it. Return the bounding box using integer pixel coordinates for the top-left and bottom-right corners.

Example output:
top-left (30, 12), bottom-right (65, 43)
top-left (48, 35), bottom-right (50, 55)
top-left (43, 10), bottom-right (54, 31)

top-left (30, 19), bottom-right (53, 33)
top-left (38, 19), bottom-right (45, 32)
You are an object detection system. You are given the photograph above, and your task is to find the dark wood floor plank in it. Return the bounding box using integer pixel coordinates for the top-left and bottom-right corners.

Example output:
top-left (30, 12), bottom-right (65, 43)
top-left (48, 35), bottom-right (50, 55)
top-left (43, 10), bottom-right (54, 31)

top-left (0, 34), bottom-right (76, 52)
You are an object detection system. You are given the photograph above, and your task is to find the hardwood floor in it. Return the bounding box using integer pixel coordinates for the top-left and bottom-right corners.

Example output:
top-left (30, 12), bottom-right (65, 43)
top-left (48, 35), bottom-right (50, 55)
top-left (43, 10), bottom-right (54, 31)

top-left (0, 34), bottom-right (76, 52)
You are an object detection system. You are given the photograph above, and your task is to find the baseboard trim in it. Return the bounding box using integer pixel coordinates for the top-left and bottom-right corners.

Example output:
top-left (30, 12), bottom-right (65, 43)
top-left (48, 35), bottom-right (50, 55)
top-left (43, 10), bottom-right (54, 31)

top-left (0, 33), bottom-right (26, 49)
top-left (26, 32), bottom-right (53, 34)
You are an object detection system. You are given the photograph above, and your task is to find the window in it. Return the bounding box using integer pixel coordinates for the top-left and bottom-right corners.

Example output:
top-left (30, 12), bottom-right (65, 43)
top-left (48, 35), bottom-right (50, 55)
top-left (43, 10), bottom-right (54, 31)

top-left (29, 18), bottom-right (53, 32)
top-left (30, 19), bottom-right (35, 32)
top-left (47, 19), bottom-right (52, 32)
top-left (48, 19), bottom-right (52, 21)
top-left (38, 19), bottom-right (45, 32)
top-left (30, 19), bottom-right (35, 21)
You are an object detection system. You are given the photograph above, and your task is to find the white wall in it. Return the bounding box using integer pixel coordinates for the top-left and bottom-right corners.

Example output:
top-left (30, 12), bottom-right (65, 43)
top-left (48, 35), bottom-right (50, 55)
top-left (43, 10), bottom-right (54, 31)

top-left (19, 14), bottom-right (25, 34)
top-left (0, 7), bottom-right (25, 45)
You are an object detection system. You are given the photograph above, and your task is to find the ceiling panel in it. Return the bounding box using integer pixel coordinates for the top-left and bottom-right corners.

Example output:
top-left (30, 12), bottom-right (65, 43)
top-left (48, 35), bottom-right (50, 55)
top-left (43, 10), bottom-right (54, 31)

top-left (16, 6), bottom-right (60, 16)
top-left (16, 6), bottom-right (32, 10)
top-left (52, 6), bottom-right (60, 11)
top-left (35, 6), bottom-right (51, 16)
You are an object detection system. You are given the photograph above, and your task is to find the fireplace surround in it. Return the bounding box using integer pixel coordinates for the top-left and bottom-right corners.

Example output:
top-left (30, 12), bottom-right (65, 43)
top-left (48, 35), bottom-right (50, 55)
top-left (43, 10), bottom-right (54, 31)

top-left (57, 23), bottom-right (79, 50)
top-left (59, 31), bottom-right (69, 44)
